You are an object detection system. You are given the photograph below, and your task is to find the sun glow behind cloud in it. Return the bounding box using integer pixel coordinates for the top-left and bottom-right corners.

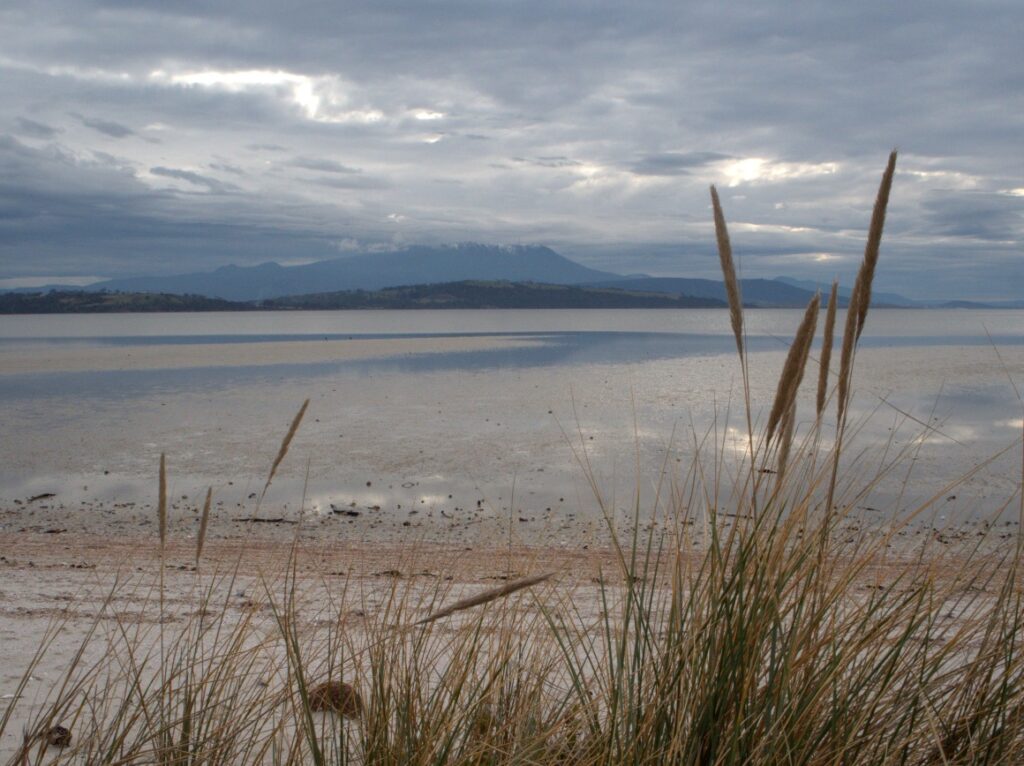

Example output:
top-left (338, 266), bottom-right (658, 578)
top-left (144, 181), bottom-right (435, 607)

top-left (721, 158), bottom-right (839, 187)
top-left (151, 68), bottom-right (385, 124)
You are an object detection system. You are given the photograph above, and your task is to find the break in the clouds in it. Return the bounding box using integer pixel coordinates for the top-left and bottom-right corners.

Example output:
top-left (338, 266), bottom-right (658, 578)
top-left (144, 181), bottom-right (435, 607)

top-left (0, 0), bottom-right (1021, 300)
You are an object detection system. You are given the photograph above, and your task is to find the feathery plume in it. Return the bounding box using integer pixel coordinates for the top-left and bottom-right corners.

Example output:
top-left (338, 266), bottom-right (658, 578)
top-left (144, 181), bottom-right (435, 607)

top-left (766, 293), bottom-right (820, 445)
top-left (855, 150), bottom-right (897, 339)
top-left (836, 285), bottom-right (860, 425)
top-left (776, 403), bottom-right (797, 480)
top-left (836, 152), bottom-right (897, 423)
top-left (260, 399), bottom-right (309, 503)
top-left (710, 186), bottom-right (744, 359)
top-left (416, 572), bottom-right (553, 625)
top-left (816, 280), bottom-right (839, 416)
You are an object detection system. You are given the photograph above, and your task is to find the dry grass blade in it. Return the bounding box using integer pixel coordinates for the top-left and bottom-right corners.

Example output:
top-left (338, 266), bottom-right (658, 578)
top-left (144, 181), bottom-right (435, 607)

top-left (836, 283), bottom-right (860, 425)
top-left (816, 280), bottom-right (839, 417)
top-left (766, 293), bottom-right (820, 444)
top-left (195, 487), bottom-right (212, 568)
top-left (158, 453), bottom-right (167, 549)
top-left (415, 572), bottom-right (554, 625)
top-left (710, 185), bottom-right (744, 359)
top-left (855, 150), bottom-right (897, 339)
top-left (259, 398), bottom-right (309, 503)
top-left (776, 403), bottom-right (796, 479)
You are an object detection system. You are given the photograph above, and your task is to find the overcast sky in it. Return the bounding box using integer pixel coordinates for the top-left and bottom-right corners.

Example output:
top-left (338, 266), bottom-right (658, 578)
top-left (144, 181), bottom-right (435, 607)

top-left (1, 1), bottom-right (1021, 299)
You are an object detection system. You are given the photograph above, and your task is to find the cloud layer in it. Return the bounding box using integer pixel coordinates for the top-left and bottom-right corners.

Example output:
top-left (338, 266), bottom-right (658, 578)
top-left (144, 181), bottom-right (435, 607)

top-left (1, 1), bottom-right (1021, 299)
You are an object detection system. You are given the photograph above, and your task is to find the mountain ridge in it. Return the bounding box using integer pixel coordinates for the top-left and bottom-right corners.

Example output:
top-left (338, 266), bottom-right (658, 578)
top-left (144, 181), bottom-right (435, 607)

top-left (4, 243), bottom-right (1012, 308)
top-left (0, 281), bottom-right (726, 313)
top-left (88, 244), bottom-right (621, 301)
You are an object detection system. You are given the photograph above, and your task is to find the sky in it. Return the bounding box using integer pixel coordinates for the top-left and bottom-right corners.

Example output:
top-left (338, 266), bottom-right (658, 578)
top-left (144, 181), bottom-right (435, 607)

top-left (0, 1), bottom-right (1021, 300)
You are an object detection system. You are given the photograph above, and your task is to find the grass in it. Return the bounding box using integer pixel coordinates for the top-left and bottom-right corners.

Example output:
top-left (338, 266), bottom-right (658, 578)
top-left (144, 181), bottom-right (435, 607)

top-left (4, 152), bottom-right (1024, 764)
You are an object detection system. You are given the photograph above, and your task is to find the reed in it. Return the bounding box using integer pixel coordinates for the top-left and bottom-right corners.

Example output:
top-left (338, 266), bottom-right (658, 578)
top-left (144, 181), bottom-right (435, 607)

top-left (259, 398), bottom-right (309, 507)
top-left (855, 150), bottom-right (897, 340)
top-left (816, 279), bottom-right (839, 417)
top-left (195, 487), bottom-right (212, 569)
top-left (838, 153), bottom-right (897, 421)
top-left (415, 572), bottom-right (554, 625)
top-left (765, 292), bottom-right (820, 445)
top-left (158, 452), bottom-right (167, 550)
top-left (710, 185), bottom-right (744, 361)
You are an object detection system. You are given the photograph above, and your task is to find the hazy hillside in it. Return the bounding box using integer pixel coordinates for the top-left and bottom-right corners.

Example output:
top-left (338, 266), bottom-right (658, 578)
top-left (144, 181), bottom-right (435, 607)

top-left (773, 276), bottom-right (917, 307)
top-left (264, 281), bottom-right (725, 310)
top-left (587, 276), bottom-right (833, 307)
top-left (0, 291), bottom-right (240, 313)
top-left (0, 281), bottom-right (726, 313)
top-left (89, 244), bottom-right (621, 301)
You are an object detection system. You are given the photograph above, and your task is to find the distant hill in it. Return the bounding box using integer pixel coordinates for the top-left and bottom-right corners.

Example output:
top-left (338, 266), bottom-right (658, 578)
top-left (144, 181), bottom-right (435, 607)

top-left (936, 299), bottom-right (1024, 309)
top-left (8, 243), bottom-right (1012, 308)
top-left (0, 290), bottom-right (240, 314)
top-left (87, 244), bottom-right (621, 301)
top-left (0, 282), bottom-right (726, 314)
top-left (265, 281), bottom-right (725, 310)
top-left (586, 277), bottom-right (833, 308)
top-left (772, 276), bottom-right (918, 307)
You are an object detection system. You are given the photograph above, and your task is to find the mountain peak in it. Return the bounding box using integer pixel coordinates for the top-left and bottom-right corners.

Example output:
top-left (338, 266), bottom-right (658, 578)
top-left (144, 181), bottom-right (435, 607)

top-left (89, 243), bottom-right (620, 301)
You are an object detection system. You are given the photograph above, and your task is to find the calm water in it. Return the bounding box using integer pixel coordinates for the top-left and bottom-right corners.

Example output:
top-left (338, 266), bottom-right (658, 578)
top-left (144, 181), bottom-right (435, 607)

top-left (1, 309), bottom-right (1021, 528)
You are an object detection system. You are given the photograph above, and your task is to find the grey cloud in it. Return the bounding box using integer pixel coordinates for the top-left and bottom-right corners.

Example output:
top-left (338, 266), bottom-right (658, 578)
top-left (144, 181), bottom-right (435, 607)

top-left (921, 191), bottom-right (1024, 241)
top-left (75, 114), bottom-right (137, 138)
top-left (630, 151), bottom-right (732, 176)
top-left (150, 166), bottom-right (238, 193)
top-left (289, 157), bottom-right (360, 174)
top-left (14, 117), bottom-right (61, 139)
top-left (247, 143), bottom-right (288, 152)
top-left (209, 162), bottom-right (245, 175)
top-left (0, 136), bottom-right (353, 277)
top-left (90, 150), bottom-right (136, 170)
top-left (512, 156), bottom-right (582, 168)
top-left (310, 174), bottom-right (391, 190)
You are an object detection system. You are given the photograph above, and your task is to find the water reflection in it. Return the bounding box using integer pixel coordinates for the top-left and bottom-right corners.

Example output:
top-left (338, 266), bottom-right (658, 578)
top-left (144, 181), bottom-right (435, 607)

top-left (2, 329), bottom-right (1021, 403)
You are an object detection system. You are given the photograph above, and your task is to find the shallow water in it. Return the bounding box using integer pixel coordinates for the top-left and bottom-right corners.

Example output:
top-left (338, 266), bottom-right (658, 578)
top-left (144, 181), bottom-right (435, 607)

top-left (1, 309), bottom-right (1021, 536)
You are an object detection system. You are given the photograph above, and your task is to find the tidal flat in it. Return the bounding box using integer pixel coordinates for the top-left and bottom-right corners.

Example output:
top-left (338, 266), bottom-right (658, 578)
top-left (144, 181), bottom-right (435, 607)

top-left (1, 308), bottom-right (1021, 546)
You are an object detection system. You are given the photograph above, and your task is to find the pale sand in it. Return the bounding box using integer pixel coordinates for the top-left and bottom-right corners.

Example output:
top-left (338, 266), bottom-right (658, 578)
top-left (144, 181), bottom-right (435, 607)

top-left (0, 334), bottom-right (545, 374)
top-left (1, 528), bottom-right (1014, 760)
top-left (0, 533), bottom-right (613, 759)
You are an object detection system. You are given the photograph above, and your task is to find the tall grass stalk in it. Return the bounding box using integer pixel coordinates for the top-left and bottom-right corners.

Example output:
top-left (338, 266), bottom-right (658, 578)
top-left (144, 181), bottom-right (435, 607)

top-left (816, 280), bottom-right (839, 418)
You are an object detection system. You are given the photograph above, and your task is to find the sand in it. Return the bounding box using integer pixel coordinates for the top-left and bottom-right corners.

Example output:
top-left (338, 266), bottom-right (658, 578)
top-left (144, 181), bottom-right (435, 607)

top-left (0, 334), bottom-right (545, 375)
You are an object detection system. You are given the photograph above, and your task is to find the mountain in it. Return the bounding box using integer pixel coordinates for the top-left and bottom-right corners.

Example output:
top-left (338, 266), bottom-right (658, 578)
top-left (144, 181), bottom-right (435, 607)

top-left (772, 276), bottom-right (919, 307)
top-left (585, 277), bottom-right (832, 308)
top-left (10, 242), bottom-right (1011, 307)
top-left (88, 244), bottom-right (621, 301)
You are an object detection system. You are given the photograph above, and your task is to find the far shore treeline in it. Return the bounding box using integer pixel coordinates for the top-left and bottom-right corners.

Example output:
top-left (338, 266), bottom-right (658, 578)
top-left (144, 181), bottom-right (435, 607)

top-left (0, 280), bottom-right (728, 314)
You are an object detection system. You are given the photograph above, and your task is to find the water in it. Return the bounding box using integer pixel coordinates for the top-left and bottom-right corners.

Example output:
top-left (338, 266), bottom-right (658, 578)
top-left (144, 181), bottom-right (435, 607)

top-left (1, 309), bottom-right (1021, 536)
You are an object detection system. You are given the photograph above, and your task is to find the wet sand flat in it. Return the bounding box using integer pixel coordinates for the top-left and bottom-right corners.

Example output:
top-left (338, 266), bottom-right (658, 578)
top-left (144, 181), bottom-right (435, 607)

top-left (0, 334), bottom-right (545, 374)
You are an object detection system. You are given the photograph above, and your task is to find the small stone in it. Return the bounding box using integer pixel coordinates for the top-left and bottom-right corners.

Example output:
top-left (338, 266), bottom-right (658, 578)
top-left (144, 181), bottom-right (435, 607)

top-left (307, 681), bottom-right (363, 719)
top-left (46, 725), bottom-right (72, 748)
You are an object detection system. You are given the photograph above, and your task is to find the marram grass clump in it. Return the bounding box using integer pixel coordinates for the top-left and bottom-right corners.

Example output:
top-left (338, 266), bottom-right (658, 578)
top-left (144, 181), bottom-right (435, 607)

top-left (6, 152), bottom-right (1024, 765)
